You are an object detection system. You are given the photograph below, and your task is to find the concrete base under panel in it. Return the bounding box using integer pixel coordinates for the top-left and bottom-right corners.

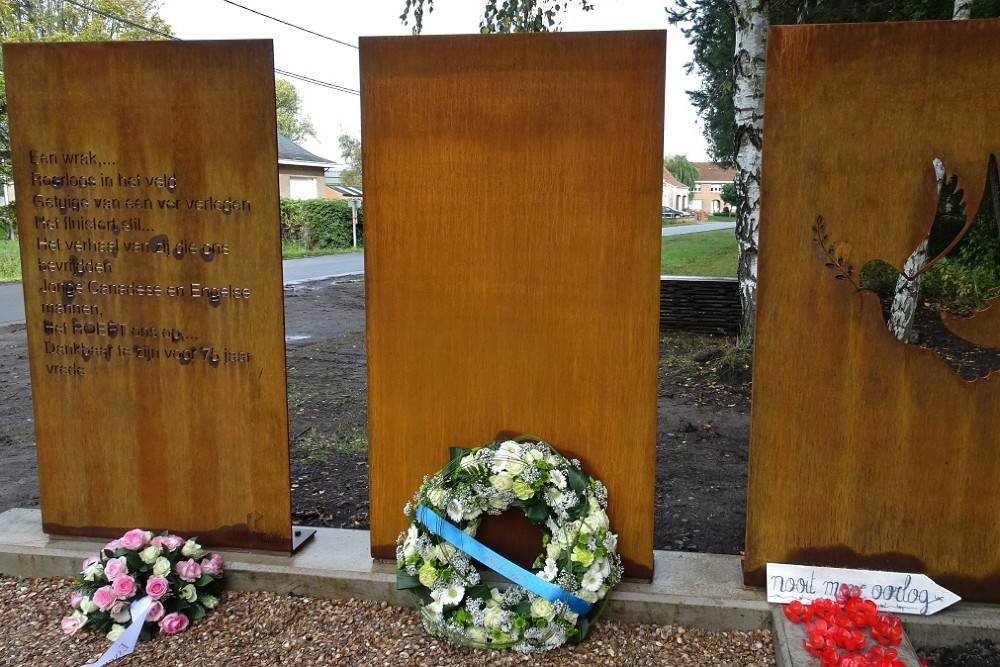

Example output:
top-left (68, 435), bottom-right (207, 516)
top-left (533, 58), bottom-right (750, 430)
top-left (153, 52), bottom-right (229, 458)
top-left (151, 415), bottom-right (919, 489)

top-left (2, 508), bottom-right (999, 654)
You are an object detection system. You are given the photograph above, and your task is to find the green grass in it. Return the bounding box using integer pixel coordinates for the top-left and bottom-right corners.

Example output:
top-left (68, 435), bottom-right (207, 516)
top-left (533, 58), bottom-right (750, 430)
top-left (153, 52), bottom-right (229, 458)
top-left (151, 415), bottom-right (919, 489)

top-left (709, 214), bottom-right (736, 222)
top-left (661, 229), bottom-right (737, 277)
top-left (0, 239), bottom-right (359, 279)
top-left (281, 242), bottom-right (362, 259)
top-left (0, 239), bottom-right (20, 282)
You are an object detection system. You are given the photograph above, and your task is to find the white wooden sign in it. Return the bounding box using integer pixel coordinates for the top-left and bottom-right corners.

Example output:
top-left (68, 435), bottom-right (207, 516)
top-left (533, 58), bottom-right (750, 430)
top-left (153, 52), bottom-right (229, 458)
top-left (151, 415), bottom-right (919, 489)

top-left (766, 563), bottom-right (960, 616)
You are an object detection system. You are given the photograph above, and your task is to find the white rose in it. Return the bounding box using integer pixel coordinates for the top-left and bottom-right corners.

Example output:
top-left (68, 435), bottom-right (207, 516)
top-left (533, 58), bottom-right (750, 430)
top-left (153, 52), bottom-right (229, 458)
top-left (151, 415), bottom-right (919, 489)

top-left (523, 448), bottom-right (544, 463)
top-left (139, 545), bottom-right (162, 564)
top-left (489, 473), bottom-right (513, 491)
top-left (79, 596), bottom-right (98, 614)
top-left (106, 624), bottom-right (126, 642)
top-left (82, 562), bottom-right (104, 582)
top-left (152, 556), bottom-right (171, 577)
top-left (577, 589), bottom-right (599, 603)
top-left (483, 606), bottom-right (505, 629)
top-left (181, 538), bottom-right (204, 558)
top-left (433, 542), bottom-right (456, 563)
top-left (111, 606), bottom-right (131, 624)
top-left (201, 594), bottom-right (219, 610)
top-left (584, 510), bottom-right (609, 533)
top-left (530, 598), bottom-right (556, 622)
top-left (546, 542), bottom-right (562, 560)
top-left (505, 459), bottom-right (526, 476)
top-left (426, 486), bottom-right (447, 508)
top-left (466, 627), bottom-right (487, 643)
top-left (181, 584), bottom-right (198, 602)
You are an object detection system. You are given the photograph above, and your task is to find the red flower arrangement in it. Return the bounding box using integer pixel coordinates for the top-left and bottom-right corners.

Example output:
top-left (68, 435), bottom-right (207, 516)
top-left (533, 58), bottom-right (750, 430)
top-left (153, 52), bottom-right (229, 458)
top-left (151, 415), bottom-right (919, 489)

top-left (783, 585), bottom-right (907, 667)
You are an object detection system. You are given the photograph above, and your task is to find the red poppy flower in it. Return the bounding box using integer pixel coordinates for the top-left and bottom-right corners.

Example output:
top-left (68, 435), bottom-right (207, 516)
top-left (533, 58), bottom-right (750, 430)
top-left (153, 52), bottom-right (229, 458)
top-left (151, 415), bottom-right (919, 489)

top-left (784, 599), bottom-right (815, 623)
top-left (844, 597), bottom-right (878, 629)
top-left (836, 584), bottom-right (863, 605)
top-left (869, 614), bottom-right (903, 646)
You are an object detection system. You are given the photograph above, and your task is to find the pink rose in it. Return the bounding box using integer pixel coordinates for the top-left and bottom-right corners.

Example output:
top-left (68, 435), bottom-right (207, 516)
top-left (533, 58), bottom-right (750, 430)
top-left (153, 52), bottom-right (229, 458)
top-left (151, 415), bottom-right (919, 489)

top-left (112, 575), bottom-right (136, 599)
top-left (145, 576), bottom-right (170, 600)
top-left (69, 591), bottom-right (83, 609)
top-left (103, 539), bottom-right (122, 552)
top-left (146, 600), bottom-right (165, 623)
top-left (200, 553), bottom-right (224, 576)
top-left (151, 534), bottom-right (185, 551)
top-left (176, 559), bottom-right (202, 582)
top-left (104, 556), bottom-right (128, 581)
top-left (60, 615), bottom-right (84, 635)
top-left (158, 612), bottom-right (189, 635)
top-left (93, 585), bottom-right (117, 611)
top-left (119, 529), bottom-right (149, 551)
top-left (81, 554), bottom-right (99, 570)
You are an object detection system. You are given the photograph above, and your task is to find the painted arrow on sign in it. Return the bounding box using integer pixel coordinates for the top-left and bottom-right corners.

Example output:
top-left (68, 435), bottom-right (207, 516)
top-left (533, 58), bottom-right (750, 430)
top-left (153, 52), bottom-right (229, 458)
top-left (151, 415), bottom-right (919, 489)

top-left (766, 562), bottom-right (961, 616)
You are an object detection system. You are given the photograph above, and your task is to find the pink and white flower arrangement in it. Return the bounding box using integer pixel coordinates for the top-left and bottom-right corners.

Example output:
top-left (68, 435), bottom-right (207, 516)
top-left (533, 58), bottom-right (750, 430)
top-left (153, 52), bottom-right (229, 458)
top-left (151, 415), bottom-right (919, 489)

top-left (61, 529), bottom-right (224, 641)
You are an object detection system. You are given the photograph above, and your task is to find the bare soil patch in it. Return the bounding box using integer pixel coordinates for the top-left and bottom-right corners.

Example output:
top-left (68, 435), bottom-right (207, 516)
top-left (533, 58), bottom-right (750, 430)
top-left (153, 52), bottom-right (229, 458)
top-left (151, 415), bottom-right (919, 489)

top-left (0, 278), bottom-right (752, 555)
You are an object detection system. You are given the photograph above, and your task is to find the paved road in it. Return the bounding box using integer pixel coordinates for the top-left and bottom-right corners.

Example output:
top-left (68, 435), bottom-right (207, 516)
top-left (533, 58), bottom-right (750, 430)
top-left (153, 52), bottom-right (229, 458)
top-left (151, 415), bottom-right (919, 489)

top-left (662, 221), bottom-right (736, 236)
top-left (1, 225), bottom-right (735, 326)
top-left (0, 251), bottom-right (365, 327)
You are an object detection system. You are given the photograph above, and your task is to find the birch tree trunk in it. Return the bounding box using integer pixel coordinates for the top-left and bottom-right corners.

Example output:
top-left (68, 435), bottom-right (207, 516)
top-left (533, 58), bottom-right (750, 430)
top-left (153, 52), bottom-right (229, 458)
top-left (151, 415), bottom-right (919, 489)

top-left (888, 159), bottom-right (945, 342)
top-left (732, 0), bottom-right (768, 342)
top-left (954, 0), bottom-right (973, 19)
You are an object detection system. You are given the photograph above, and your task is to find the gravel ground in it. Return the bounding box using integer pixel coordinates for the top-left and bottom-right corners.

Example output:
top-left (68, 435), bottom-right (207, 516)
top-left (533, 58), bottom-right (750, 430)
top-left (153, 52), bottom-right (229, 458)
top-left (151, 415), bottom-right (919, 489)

top-left (0, 574), bottom-right (776, 667)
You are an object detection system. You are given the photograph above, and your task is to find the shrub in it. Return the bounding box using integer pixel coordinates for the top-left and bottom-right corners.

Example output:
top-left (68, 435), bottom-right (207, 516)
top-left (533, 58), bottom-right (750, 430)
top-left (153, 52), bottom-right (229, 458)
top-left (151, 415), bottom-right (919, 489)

top-left (279, 198), bottom-right (308, 246)
top-left (301, 199), bottom-right (364, 250)
top-left (920, 256), bottom-right (1000, 316)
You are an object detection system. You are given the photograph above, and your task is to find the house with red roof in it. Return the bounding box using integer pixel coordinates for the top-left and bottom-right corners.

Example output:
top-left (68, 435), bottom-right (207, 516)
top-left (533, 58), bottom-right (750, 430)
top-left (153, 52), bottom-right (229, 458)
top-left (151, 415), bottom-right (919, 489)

top-left (690, 162), bottom-right (736, 215)
top-left (662, 168), bottom-right (690, 212)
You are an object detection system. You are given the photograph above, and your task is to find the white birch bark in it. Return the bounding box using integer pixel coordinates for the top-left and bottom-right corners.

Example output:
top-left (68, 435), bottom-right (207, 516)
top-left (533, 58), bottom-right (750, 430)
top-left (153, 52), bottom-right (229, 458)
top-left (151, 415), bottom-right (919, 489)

top-left (887, 159), bottom-right (945, 342)
top-left (732, 0), bottom-right (768, 341)
top-left (887, 0), bottom-right (969, 341)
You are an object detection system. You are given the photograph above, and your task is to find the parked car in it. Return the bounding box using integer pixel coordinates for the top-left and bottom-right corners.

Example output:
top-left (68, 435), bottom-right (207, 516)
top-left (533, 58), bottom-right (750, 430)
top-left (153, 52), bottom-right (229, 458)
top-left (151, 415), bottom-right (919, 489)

top-left (661, 206), bottom-right (689, 218)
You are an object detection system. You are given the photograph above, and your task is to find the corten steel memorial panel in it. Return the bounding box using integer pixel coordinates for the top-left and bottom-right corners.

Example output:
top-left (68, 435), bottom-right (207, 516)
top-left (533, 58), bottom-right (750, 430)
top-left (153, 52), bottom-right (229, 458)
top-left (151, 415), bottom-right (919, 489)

top-left (747, 20), bottom-right (1000, 601)
top-left (360, 31), bottom-right (664, 578)
top-left (4, 41), bottom-right (299, 551)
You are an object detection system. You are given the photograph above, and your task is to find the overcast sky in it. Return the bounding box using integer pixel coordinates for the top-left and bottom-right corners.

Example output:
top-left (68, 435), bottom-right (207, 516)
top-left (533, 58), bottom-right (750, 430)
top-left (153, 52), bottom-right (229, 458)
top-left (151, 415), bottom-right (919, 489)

top-left (156, 0), bottom-right (710, 164)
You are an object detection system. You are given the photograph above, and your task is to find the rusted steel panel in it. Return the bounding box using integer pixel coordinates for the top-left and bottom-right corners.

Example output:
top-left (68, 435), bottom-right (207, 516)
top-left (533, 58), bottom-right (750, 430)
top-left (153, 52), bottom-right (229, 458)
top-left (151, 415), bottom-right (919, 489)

top-left (747, 19), bottom-right (1000, 600)
top-left (361, 32), bottom-right (664, 578)
top-left (5, 41), bottom-right (294, 551)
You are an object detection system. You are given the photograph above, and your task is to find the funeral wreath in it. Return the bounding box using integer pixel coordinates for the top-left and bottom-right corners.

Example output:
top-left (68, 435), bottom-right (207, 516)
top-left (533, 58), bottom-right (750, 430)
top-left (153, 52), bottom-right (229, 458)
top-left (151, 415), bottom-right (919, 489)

top-left (397, 435), bottom-right (623, 653)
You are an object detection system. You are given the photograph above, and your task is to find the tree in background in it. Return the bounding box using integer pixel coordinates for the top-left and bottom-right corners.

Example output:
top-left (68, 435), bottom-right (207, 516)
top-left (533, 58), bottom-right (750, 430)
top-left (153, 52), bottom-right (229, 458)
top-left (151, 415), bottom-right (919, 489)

top-left (275, 79), bottom-right (316, 143)
top-left (338, 134), bottom-right (362, 188)
top-left (721, 182), bottom-right (737, 210)
top-left (0, 0), bottom-right (170, 42)
top-left (664, 154), bottom-right (700, 189)
top-left (0, 71), bottom-right (11, 239)
top-left (400, 0), bottom-right (593, 33)
top-left (0, 0), bottom-right (171, 238)
top-left (671, 0), bottom-right (1000, 342)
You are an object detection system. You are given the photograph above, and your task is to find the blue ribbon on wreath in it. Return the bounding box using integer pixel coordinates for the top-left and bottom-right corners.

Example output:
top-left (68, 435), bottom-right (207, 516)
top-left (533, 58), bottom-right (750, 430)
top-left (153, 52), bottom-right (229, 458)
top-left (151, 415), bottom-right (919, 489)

top-left (415, 504), bottom-right (594, 615)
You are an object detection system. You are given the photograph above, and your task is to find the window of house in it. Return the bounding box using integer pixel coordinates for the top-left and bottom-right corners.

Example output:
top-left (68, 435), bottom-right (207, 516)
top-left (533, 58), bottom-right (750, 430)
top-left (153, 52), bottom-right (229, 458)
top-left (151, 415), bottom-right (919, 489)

top-left (289, 176), bottom-right (316, 200)
top-left (710, 184), bottom-right (722, 193)
top-left (694, 184), bottom-right (702, 192)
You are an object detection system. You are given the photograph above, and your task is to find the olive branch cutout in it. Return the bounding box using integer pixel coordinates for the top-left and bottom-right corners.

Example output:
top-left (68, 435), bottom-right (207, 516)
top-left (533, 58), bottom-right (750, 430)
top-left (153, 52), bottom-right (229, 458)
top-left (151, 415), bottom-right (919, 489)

top-left (812, 216), bottom-right (859, 289)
